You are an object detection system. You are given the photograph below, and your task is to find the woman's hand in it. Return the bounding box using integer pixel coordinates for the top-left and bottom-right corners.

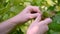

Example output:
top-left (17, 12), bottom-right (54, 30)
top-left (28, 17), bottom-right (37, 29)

top-left (12, 6), bottom-right (41, 24)
top-left (27, 14), bottom-right (52, 34)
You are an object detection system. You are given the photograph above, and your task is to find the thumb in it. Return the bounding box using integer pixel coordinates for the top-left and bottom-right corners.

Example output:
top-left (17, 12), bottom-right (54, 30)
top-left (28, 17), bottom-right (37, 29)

top-left (39, 18), bottom-right (52, 25)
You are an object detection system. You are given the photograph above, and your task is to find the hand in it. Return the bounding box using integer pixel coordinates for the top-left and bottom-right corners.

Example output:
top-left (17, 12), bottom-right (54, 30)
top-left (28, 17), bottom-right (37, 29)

top-left (27, 14), bottom-right (52, 34)
top-left (12, 6), bottom-right (41, 24)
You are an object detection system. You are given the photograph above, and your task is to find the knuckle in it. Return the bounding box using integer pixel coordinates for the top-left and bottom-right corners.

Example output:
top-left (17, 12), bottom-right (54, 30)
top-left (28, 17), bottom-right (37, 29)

top-left (27, 6), bottom-right (32, 8)
top-left (26, 6), bottom-right (33, 10)
top-left (34, 6), bottom-right (39, 9)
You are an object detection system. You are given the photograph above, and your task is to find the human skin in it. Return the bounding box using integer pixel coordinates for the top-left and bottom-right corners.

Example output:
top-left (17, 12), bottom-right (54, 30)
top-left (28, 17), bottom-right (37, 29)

top-left (0, 6), bottom-right (41, 34)
top-left (0, 6), bottom-right (52, 34)
top-left (27, 15), bottom-right (52, 34)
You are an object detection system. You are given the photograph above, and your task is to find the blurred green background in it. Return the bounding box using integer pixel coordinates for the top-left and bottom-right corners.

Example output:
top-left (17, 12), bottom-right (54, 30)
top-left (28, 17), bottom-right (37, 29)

top-left (0, 0), bottom-right (60, 34)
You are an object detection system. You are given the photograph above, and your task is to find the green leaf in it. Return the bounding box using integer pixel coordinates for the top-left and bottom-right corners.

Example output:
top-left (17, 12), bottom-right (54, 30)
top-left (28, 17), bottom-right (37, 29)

top-left (49, 13), bottom-right (60, 32)
top-left (46, 0), bottom-right (55, 6)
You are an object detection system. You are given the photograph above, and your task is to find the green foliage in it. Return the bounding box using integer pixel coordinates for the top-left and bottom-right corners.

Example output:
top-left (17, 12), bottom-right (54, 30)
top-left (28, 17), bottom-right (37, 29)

top-left (0, 0), bottom-right (60, 34)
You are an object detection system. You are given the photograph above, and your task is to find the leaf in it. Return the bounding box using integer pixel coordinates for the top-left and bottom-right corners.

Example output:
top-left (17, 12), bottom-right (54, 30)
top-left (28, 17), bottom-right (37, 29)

top-left (49, 13), bottom-right (60, 32)
top-left (49, 30), bottom-right (60, 34)
top-left (0, 0), bottom-right (60, 34)
top-left (46, 0), bottom-right (55, 6)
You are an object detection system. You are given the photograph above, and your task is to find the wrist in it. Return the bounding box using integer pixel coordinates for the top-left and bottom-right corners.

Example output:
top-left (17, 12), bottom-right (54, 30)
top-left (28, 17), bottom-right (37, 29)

top-left (8, 14), bottom-right (24, 24)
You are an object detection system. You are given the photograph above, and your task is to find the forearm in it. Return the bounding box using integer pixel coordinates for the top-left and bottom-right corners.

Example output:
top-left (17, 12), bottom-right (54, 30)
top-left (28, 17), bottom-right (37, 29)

top-left (0, 15), bottom-right (22, 34)
top-left (0, 18), bottom-right (18, 34)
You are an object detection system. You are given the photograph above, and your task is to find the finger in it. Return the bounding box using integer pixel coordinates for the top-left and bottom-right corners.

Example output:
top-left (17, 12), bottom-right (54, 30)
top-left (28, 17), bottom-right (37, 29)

top-left (28, 13), bottom-right (41, 26)
top-left (34, 14), bottom-right (41, 22)
top-left (26, 6), bottom-right (41, 13)
top-left (39, 18), bottom-right (52, 25)
top-left (29, 13), bottom-right (40, 19)
top-left (31, 6), bottom-right (41, 13)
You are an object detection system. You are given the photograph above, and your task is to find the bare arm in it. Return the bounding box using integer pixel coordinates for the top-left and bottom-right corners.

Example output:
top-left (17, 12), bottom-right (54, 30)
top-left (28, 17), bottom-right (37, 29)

top-left (0, 15), bottom-right (21, 34)
top-left (0, 6), bottom-right (41, 34)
